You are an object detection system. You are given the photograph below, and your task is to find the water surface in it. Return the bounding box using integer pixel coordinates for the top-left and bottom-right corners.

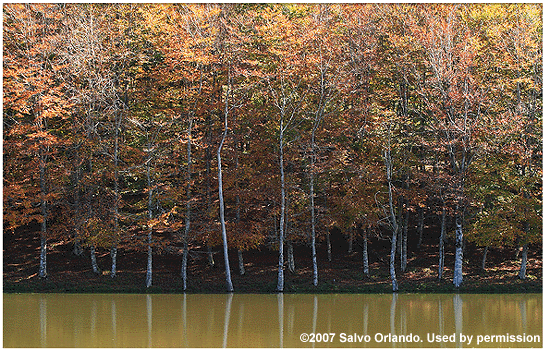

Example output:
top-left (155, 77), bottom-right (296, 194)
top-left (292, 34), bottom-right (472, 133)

top-left (3, 293), bottom-right (542, 347)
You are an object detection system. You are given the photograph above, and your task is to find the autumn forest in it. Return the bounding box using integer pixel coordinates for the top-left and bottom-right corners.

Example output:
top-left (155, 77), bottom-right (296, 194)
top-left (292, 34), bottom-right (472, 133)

top-left (3, 4), bottom-right (542, 293)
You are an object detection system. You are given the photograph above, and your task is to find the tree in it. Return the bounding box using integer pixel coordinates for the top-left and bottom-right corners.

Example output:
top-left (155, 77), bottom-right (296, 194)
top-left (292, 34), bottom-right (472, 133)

top-left (4, 3), bottom-right (72, 278)
top-left (301, 4), bottom-right (344, 287)
top-left (153, 3), bottom-right (213, 290)
top-left (413, 5), bottom-right (487, 288)
top-left (258, 5), bottom-right (312, 291)
top-left (471, 4), bottom-right (542, 279)
top-left (58, 4), bottom-right (137, 275)
top-left (3, 3), bottom-right (542, 293)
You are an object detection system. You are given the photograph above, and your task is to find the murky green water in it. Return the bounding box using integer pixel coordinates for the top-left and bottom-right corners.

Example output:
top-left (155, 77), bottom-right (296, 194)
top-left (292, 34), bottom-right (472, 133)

top-left (3, 293), bottom-right (542, 348)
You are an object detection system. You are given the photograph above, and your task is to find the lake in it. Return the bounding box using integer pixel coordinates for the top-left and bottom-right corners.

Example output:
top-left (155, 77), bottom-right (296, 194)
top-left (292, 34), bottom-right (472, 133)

top-left (3, 293), bottom-right (542, 347)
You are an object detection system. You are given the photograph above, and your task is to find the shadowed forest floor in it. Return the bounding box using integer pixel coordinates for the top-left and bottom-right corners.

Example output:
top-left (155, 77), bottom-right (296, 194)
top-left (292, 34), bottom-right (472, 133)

top-left (3, 225), bottom-right (542, 294)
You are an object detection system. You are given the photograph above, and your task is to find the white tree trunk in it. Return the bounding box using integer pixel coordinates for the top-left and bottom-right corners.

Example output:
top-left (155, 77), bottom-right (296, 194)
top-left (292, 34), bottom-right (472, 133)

top-left (218, 78), bottom-right (234, 292)
top-left (182, 245), bottom-right (188, 290)
top-left (217, 130), bottom-right (234, 292)
top-left (277, 137), bottom-right (285, 292)
top-left (363, 226), bottom-right (370, 277)
top-left (110, 246), bottom-right (117, 278)
top-left (453, 214), bottom-right (464, 288)
top-left (146, 151), bottom-right (153, 288)
top-left (91, 245), bottom-right (100, 274)
top-left (518, 244), bottom-right (528, 279)
top-left (384, 150), bottom-right (399, 292)
top-left (390, 229), bottom-right (398, 292)
top-left (146, 239), bottom-right (153, 288)
top-left (438, 208), bottom-right (446, 280)
top-left (310, 170), bottom-right (318, 287)
top-left (39, 227), bottom-right (47, 278)
top-left (39, 147), bottom-right (48, 278)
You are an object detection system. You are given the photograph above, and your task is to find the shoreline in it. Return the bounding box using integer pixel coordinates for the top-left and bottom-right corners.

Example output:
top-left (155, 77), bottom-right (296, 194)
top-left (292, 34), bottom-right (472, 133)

top-left (4, 268), bottom-right (541, 295)
top-left (4, 240), bottom-right (542, 296)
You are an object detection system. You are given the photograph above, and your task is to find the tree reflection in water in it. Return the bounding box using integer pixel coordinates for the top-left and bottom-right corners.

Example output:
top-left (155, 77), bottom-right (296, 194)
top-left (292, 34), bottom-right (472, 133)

top-left (146, 295), bottom-right (152, 347)
top-left (453, 294), bottom-right (463, 347)
top-left (390, 293), bottom-right (397, 347)
top-left (5, 293), bottom-right (541, 348)
top-left (39, 296), bottom-right (47, 348)
top-left (222, 293), bottom-right (233, 348)
top-left (182, 293), bottom-right (188, 348)
top-left (277, 293), bottom-right (284, 347)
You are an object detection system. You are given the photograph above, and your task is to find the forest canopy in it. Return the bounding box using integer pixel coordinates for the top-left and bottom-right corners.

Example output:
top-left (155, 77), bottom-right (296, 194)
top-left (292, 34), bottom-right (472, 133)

top-left (3, 3), bottom-right (542, 292)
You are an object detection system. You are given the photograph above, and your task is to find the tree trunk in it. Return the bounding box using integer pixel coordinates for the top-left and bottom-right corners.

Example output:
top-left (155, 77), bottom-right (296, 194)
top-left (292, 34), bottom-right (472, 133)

top-left (71, 154), bottom-right (83, 257)
top-left (39, 147), bottom-right (48, 278)
top-left (182, 243), bottom-right (189, 290)
top-left (397, 196), bottom-right (403, 269)
top-left (384, 149), bottom-right (398, 292)
top-left (217, 126), bottom-right (233, 292)
top-left (518, 244), bottom-right (528, 280)
top-left (287, 240), bottom-right (295, 274)
top-left (438, 207), bottom-right (446, 281)
top-left (73, 232), bottom-right (83, 256)
top-left (182, 106), bottom-right (193, 288)
top-left (234, 131), bottom-right (245, 277)
top-left (277, 121), bottom-right (286, 292)
top-left (39, 226), bottom-right (48, 278)
top-left (145, 230), bottom-right (153, 289)
top-left (217, 92), bottom-right (234, 293)
top-left (111, 111), bottom-right (121, 278)
top-left (481, 246), bottom-right (488, 271)
top-left (453, 209), bottom-right (464, 288)
top-left (238, 250), bottom-right (245, 276)
top-left (181, 233), bottom-right (190, 287)
top-left (110, 246), bottom-right (117, 278)
top-left (416, 206), bottom-right (424, 248)
top-left (363, 225), bottom-right (370, 277)
top-left (145, 150), bottom-right (153, 288)
top-left (90, 245), bottom-right (100, 274)
top-left (86, 132), bottom-right (98, 275)
top-left (324, 193), bottom-right (332, 262)
top-left (326, 230), bottom-right (332, 262)
top-left (309, 110), bottom-right (322, 287)
top-left (205, 114), bottom-right (215, 268)
top-left (310, 164), bottom-right (318, 287)
top-left (390, 227), bottom-right (398, 292)
top-left (401, 199), bottom-right (409, 272)
top-left (207, 246), bottom-right (215, 267)
top-left (348, 231), bottom-right (353, 254)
